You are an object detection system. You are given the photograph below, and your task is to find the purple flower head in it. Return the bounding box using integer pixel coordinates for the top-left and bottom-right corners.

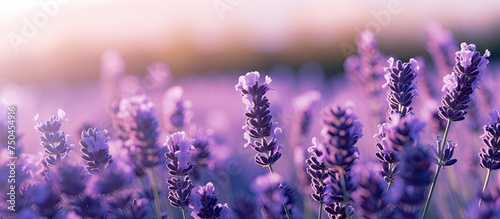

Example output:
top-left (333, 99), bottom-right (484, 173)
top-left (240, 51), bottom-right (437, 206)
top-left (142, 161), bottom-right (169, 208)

top-left (306, 137), bottom-right (329, 204)
top-left (236, 71), bottom-right (283, 167)
top-left (425, 23), bottom-right (458, 77)
top-left (251, 173), bottom-right (294, 218)
top-left (163, 86), bottom-right (193, 133)
top-left (479, 109), bottom-right (500, 170)
top-left (382, 57), bottom-right (419, 117)
top-left (434, 136), bottom-right (458, 167)
top-left (344, 30), bottom-right (387, 97)
top-left (319, 103), bottom-right (362, 171)
top-left (353, 165), bottom-right (387, 218)
top-left (165, 131), bottom-right (194, 209)
top-left (117, 95), bottom-right (162, 168)
top-left (33, 109), bottom-right (73, 167)
top-left (438, 43), bottom-right (490, 121)
top-left (50, 161), bottom-right (88, 196)
top-left (80, 127), bottom-right (113, 173)
top-left (389, 145), bottom-right (433, 218)
top-left (292, 90), bottom-right (321, 136)
top-left (189, 182), bottom-right (233, 219)
top-left (27, 178), bottom-right (62, 218)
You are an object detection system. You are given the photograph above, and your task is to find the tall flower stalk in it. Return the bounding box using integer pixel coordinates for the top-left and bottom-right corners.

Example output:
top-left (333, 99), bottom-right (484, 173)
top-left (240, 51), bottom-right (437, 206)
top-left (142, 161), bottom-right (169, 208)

top-left (164, 131), bottom-right (194, 219)
top-left (422, 43), bottom-right (490, 218)
top-left (116, 95), bottom-right (163, 218)
top-left (310, 104), bottom-right (363, 219)
top-left (478, 109), bottom-right (500, 206)
top-left (374, 57), bottom-right (420, 189)
top-left (235, 71), bottom-right (291, 219)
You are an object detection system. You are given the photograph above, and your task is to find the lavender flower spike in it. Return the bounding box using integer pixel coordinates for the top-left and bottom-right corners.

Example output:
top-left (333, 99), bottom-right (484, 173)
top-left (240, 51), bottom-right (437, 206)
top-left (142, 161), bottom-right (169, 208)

top-left (235, 71), bottom-right (283, 168)
top-left (80, 127), bottom-right (113, 173)
top-left (479, 109), bottom-right (500, 170)
top-left (33, 109), bottom-right (74, 167)
top-left (164, 131), bottom-right (194, 212)
top-left (189, 182), bottom-right (234, 219)
top-left (438, 43), bottom-right (490, 121)
top-left (382, 57), bottom-right (419, 117)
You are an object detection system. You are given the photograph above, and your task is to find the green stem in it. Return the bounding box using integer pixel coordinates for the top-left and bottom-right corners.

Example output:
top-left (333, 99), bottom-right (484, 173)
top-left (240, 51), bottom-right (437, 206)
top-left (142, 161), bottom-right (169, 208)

top-left (267, 164), bottom-right (292, 219)
top-left (318, 202), bottom-right (323, 219)
top-left (421, 119), bottom-right (452, 219)
top-left (478, 169), bottom-right (492, 207)
top-left (148, 168), bottom-right (162, 219)
top-left (337, 168), bottom-right (351, 218)
top-left (181, 207), bottom-right (187, 219)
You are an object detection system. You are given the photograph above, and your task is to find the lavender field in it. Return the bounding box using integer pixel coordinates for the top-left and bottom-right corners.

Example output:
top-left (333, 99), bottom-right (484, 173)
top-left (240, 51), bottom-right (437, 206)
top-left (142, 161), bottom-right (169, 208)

top-left (2, 2), bottom-right (500, 219)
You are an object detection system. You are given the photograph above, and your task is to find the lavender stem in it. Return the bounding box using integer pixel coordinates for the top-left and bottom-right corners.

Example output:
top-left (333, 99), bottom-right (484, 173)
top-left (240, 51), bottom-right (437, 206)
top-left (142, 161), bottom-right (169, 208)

top-left (478, 169), bottom-right (492, 207)
top-left (181, 207), bottom-right (187, 219)
top-left (266, 164), bottom-right (292, 219)
top-left (318, 202), bottom-right (323, 219)
top-left (148, 168), bottom-right (162, 219)
top-left (421, 119), bottom-right (452, 219)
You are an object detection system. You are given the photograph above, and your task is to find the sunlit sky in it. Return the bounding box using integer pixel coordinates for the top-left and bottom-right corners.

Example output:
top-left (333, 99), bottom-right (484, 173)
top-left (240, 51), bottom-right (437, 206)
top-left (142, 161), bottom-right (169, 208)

top-left (1, 0), bottom-right (499, 83)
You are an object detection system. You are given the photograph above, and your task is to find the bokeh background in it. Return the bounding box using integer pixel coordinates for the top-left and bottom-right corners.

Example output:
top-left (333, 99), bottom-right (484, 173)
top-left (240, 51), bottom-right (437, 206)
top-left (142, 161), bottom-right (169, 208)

top-left (1, 0), bottom-right (500, 83)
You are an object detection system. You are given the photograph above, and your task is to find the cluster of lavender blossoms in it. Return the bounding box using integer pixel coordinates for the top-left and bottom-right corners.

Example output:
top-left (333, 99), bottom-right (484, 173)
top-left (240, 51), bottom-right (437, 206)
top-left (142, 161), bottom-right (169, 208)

top-left (307, 103), bottom-right (362, 218)
top-left (33, 109), bottom-right (74, 168)
top-left (80, 127), bottom-right (113, 173)
top-left (189, 182), bottom-right (232, 219)
top-left (235, 71), bottom-right (284, 169)
top-left (438, 43), bottom-right (490, 122)
top-left (164, 131), bottom-right (194, 215)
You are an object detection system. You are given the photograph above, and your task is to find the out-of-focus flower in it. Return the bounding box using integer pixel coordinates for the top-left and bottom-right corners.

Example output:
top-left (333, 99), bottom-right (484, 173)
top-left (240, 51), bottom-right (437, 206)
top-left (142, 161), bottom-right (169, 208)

top-left (353, 165), bottom-right (387, 218)
top-left (33, 109), bottom-right (74, 168)
top-left (116, 95), bottom-right (162, 168)
top-left (388, 145), bottom-right (433, 218)
top-left (164, 131), bottom-right (194, 209)
top-left (251, 173), bottom-right (296, 219)
top-left (50, 161), bottom-right (88, 196)
top-left (163, 86), bottom-right (193, 133)
top-left (80, 127), bottom-right (113, 173)
top-left (344, 30), bottom-right (387, 97)
top-left (235, 71), bottom-right (283, 168)
top-left (311, 103), bottom-right (362, 219)
top-left (71, 194), bottom-right (108, 218)
top-left (27, 178), bottom-right (62, 218)
top-left (374, 114), bottom-right (425, 185)
top-left (382, 57), bottom-right (419, 118)
top-left (479, 109), bottom-right (500, 170)
top-left (438, 43), bottom-right (490, 121)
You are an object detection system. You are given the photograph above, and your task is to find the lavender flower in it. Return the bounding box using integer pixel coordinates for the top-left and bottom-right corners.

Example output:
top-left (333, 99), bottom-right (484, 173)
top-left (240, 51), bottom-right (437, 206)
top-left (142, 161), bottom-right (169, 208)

top-left (479, 109), bottom-right (500, 170)
top-left (292, 90), bottom-right (321, 138)
top-left (425, 23), bottom-right (458, 78)
top-left (434, 137), bottom-right (458, 167)
top-left (382, 57), bottom-right (419, 117)
top-left (315, 103), bottom-right (362, 218)
top-left (306, 138), bottom-right (328, 204)
top-left (189, 182), bottom-right (233, 219)
top-left (28, 178), bottom-right (62, 218)
top-left (50, 161), bottom-right (88, 196)
top-left (33, 109), bottom-right (74, 167)
top-left (164, 131), bottom-right (194, 210)
top-left (80, 127), bottom-right (113, 173)
top-left (389, 145), bottom-right (433, 219)
top-left (353, 167), bottom-right (387, 218)
top-left (251, 173), bottom-right (293, 218)
top-left (189, 127), bottom-right (214, 181)
top-left (438, 43), bottom-right (490, 122)
top-left (344, 30), bottom-right (387, 97)
top-left (235, 71), bottom-right (283, 168)
top-left (374, 114), bottom-right (425, 185)
top-left (71, 194), bottom-right (108, 218)
top-left (117, 95), bottom-right (162, 168)
top-left (163, 86), bottom-right (192, 133)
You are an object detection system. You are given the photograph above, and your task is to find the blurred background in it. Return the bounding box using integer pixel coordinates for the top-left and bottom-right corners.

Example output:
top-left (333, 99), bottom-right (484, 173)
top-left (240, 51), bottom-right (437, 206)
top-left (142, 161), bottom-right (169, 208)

top-left (1, 0), bottom-right (500, 83)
